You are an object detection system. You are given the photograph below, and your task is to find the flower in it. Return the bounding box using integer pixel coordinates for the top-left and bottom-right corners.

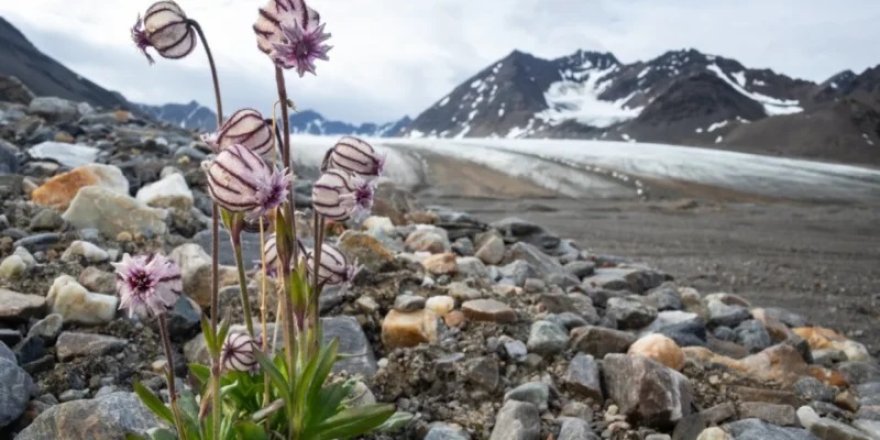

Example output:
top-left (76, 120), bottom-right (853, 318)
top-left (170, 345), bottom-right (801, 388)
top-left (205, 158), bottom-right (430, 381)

top-left (221, 332), bottom-right (259, 373)
top-left (205, 144), bottom-right (292, 218)
top-left (131, 1), bottom-right (196, 64)
top-left (113, 253), bottom-right (182, 319)
top-left (202, 108), bottom-right (275, 159)
top-left (322, 136), bottom-right (385, 177)
top-left (304, 243), bottom-right (355, 286)
top-left (311, 169), bottom-right (374, 221)
top-left (253, 0), bottom-right (331, 76)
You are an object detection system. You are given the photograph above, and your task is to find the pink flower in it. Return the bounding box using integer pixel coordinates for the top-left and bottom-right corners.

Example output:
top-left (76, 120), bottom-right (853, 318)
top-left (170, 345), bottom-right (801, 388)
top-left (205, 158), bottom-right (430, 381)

top-left (113, 253), bottom-right (182, 319)
top-left (221, 332), bottom-right (259, 373)
top-left (322, 136), bottom-right (385, 177)
top-left (311, 169), bottom-right (374, 221)
top-left (205, 144), bottom-right (291, 219)
top-left (253, 0), bottom-right (331, 76)
top-left (131, 1), bottom-right (196, 64)
top-left (202, 108), bottom-right (275, 159)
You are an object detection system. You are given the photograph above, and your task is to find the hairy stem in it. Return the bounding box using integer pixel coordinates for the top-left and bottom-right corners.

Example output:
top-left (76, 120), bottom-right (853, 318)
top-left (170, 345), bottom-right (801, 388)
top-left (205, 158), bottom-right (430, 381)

top-left (258, 218), bottom-right (271, 410)
top-left (274, 67), bottom-right (298, 263)
top-left (309, 213), bottom-right (325, 356)
top-left (158, 314), bottom-right (188, 440)
top-left (231, 231), bottom-right (256, 337)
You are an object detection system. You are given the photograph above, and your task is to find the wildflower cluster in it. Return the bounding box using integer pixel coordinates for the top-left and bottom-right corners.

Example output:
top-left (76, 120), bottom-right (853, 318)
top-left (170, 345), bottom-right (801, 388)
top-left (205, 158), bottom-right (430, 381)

top-left (121, 1), bottom-right (396, 438)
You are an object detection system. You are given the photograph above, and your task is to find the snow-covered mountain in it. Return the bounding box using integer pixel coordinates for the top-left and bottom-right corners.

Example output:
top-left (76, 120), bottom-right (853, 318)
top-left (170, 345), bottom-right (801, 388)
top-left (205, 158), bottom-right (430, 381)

top-left (137, 101), bottom-right (218, 132)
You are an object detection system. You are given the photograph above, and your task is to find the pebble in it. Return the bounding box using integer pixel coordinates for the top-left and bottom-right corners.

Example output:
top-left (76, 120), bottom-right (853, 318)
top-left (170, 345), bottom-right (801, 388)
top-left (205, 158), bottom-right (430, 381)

top-left (461, 299), bottom-right (517, 323)
top-left (425, 295), bottom-right (455, 316)
top-left (627, 333), bottom-right (685, 371)
top-left (56, 332), bottom-right (126, 361)
top-left (46, 275), bottom-right (118, 325)
top-left (526, 320), bottom-right (568, 356)
top-left (337, 231), bottom-right (396, 272)
top-left (569, 326), bottom-right (636, 357)
top-left (0, 288), bottom-right (47, 321)
top-left (563, 353), bottom-right (603, 403)
top-left (60, 240), bottom-right (110, 263)
top-left (425, 422), bottom-right (471, 440)
top-left (0, 255), bottom-right (27, 280)
top-left (394, 294), bottom-right (426, 312)
top-left (381, 309), bottom-right (440, 348)
top-left (489, 400), bottom-right (541, 440)
top-left (504, 382), bottom-right (550, 411)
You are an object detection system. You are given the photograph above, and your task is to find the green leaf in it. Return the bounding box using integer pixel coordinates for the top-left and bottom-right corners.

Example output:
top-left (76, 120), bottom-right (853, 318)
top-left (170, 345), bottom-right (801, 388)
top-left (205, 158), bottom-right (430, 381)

top-left (306, 340), bottom-right (339, 409)
top-left (200, 317), bottom-right (216, 354)
top-left (125, 434), bottom-right (147, 440)
top-left (148, 428), bottom-right (177, 440)
top-left (188, 363), bottom-right (211, 386)
top-left (378, 411), bottom-right (414, 432)
top-left (314, 404), bottom-right (396, 440)
top-left (217, 318), bottom-right (231, 349)
top-left (255, 351), bottom-right (289, 405)
top-left (133, 382), bottom-right (174, 425)
top-left (234, 422), bottom-right (269, 440)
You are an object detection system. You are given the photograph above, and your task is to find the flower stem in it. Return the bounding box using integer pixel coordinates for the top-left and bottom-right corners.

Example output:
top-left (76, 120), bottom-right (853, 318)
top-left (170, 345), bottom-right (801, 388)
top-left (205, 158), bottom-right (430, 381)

top-left (190, 19), bottom-right (223, 440)
top-left (309, 213), bottom-right (325, 356)
top-left (231, 232), bottom-right (256, 337)
top-left (258, 218), bottom-right (271, 410)
top-left (274, 67), bottom-right (298, 263)
top-left (158, 313), bottom-right (188, 440)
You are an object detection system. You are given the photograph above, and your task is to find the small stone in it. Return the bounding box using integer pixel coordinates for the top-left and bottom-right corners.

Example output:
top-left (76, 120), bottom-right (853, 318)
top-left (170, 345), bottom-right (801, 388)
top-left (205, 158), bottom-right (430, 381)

top-left (607, 296), bottom-right (658, 329)
top-left (444, 310), bottom-right (465, 328)
top-left (502, 338), bottom-right (528, 362)
top-left (462, 299), bottom-right (516, 323)
top-left (707, 299), bottom-right (751, 327)
top-left (569, 326), bottom-right (636, 357)
top-left (699, 402), bottom-right (736, 425)
top-left (46, 275), bottom-right (118, 325)
top-left (446, 282), bottom-right (482, 301)
top-left (489, 400), bottom-right (540, 440)
top-left (510, 242), bottom-right (568, 283)
top-left (602, 353), bottom-right (693, 429)
top-left (563, 353), bottom-right (603, 403)
top-left (456, 256), bottom-right (489, 280)
top-left (696, 427), bottom-right (730, 440)
top-left (738, 402), bottom-right (796, 426)
top-left (422, 253), bottom-right (457, 275)
top-left (835, 390), bottom-right (860, 413)
top-left (29, 209), bottom-right (64, 231)
top-left (381, 309), bottom-right (440, 348)
top-left (505, 382), bottom-right (550, 411)
top-left (338, 231), bottom-right (395, 272)
top-left (27, 314), bottom-right (64, 342)
top-left (13, 233), bottom-right (61, 252)
top-left (405, 226), bottom-right (450, 254)
top-left (425, 422), bottom-right (471, 440)
top-left (56, 332), bottom-right (126, 361)
top-left (0, 289), bottom-right (46, 321)
top-left (394, 294), bottom-right (425, 312)
top-left (734, 320), bottom-right (772, 353)
top-left (526, 320), bottom-right (568, 356)
top-left (451, 237), bottom-right (475, 256)
top-left (60, 240), bottom-right (109, 264)
top-left (62, 186), bottom-right (168, 238)
top-left (322, 316), bottom-right (378, 378)
top-left (135, 173), bottom-right (193, 210)
top-left (355, 296), bottom-right (380, 313)
top-left (59, 389), bottom-right (90, 402)
top-left (725, 418), bottom-right (814, 440)
top-left (794, 326), bottom-right (871, 362)
top-left (426, 295), bottom-right (455, 316)
top-left (558, 417), bottom-right (599, 440)
top-left (564, 261), bottom-right (596, 279)
top-left (78, 267), bottom-right (116, 293)
top-left (474, 231), bottom-right (505, 265)
top-left (498, 260), bottom-right (534, 286)
top-left (628, 334), bottom-right (685, 371)
top-left (0, 255), bottom-right (27, 280)
top-left (31, 164), bottom-right (128, 210)
top-left (166, 297), bottom-right (201, 339)
top-left (0, 358), bottom-right (33, 428)
top-left (28, 97), bottom-right (79, 122)
top-left (524, 278), bottom-right (546, 293)
top-left (465, 356), bottom-right (499, 390)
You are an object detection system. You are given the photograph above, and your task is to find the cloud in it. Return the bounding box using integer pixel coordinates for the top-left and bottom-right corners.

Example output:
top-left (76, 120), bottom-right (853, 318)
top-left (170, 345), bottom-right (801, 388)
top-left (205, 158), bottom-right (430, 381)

top-left (1, 0), bottom-right (879, 123)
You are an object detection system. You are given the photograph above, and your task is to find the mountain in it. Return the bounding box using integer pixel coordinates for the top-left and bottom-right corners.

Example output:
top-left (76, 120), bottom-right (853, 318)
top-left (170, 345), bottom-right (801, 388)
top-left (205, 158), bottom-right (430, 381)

top-left (137, 101), bottom-right (219, 131)
top-left (0, 17), bottom-right (130, 110)
top-left (406, 48), bottom-right (880, 165)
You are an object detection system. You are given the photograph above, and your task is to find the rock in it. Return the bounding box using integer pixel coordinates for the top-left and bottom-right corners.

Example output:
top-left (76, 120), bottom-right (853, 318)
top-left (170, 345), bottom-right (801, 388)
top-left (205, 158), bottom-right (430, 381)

top-left (462, 299), bottom-right (517, 323)
top-left (425, 423), bottom-right (471, 440)
top-left (645, 312), bottom-right (708, 347)
top-left (794, 327), bottom-right (870, 362)
top-left (725, 418), bottom-right (814, 440)
top-left (0, 289), bottom-right (46, 321)
top-left (0, 342), bottom-right (13, 363)
top-left (62, 186), bottom-right (168, 238)
top-left (78, 266), bottom-right (116, 293)
top-left (15, 392), bottom-right (158, 440)
top-left (322, 316), bottom-right (378, 378)
top-left (31, 164), bottom-right (128, 210)
top-left (13, 233), bottom-right (61, 252)
top-left (381, 309), bottom-right (440, 348)
top-left (46, 275), bottom-right (118, 325)
top-left (582, 266), bottom-right (668, 294)
top-left (839, 361), bottom-right (880, 385)
top-left (498, 260), bottom-right (534, 286)
top-left (59, 389), bottom-right (90, 402)
top-left (28, 314), bottom-right (64, 342)
top-left (540, 293), bottom-right (600, 324)
top-left (564, 260), bottom-right (596, 279)
top-left (27, 97), bottom-right (79, 122)
top-left (425, 295), bottom-right (455, 316)
top-left (28, 141), bottom-right (99, 167)
top-left (456, 256), bottom-right (489, 280)
top-left (807, 416), bottom-right (873, 440)
top-left (474, 231), bottom-right (505, 265)
top-left (422, 253), bottom-right (457, 275)
top-left (707, 299), bottom-right (751, 327)
top-left (647, 283), bottom-right (683, 311)
top-left (738, 402), bottom-right (797, 426)
top-left (451, 237), bottom-right (475, 256)
top-left (446, 282), bottom-right (482, 301)
top-left (169, 244), bottom-right (238, 307)
top-left (563, 353), bottom-right (603, 403)
top-left (29, 208), bottom-right (65, 231)
top-left (558, 417), bottom-right (599, 440)
top-left (60, 240), bottom-right (110, 264)
top-left (135, 172), bottom-right (193, 210)
top-left (505, 382), bottom-right (550, 411)
top-left (696, 427), bottom-right (730, 440)
top-left (56, 332), bottom-right (126, 361)
top-left (852, 420), bottom-right (880, 439)
top-left (700, 402), bottom-right (737, 425)
top-left (570, 326), bottom-right (636, 357)
top-left (527, 320), bottom-right (568, 356)
top-left (602, 354), bottom-right (693, 428)
top-left (0, 358), bottom-right (33, 428)
top-left (607, 296), bottom-right (658, 329)
top-left (394, 294), bottom-right (426, 312)
top-left (489, 400), bottom-right (541, 440)
top-left (465, 356), bottom-right (499, 390)
top-left (405, 226), bottom-right (451, 254)
top-left (794, 377), bottom-right (836, 402)
top-left (511, 242), bottom-right (570, 283)
top-left (0, 255), bottom-right (27, 280)
top-left (166, 296), bottom-right (201, 338)
top-left (734, 320), bottom-right (772, 353)
top-left (628, 334), bottom-right (685, 370)
top-left (0, 75), bottom-right (34, 104)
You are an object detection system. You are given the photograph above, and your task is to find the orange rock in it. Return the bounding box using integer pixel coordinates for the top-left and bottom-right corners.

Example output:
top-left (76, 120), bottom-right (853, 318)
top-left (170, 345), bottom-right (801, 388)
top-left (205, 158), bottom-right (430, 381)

top-left (381, 309), bottom-right (440, 348)
top-left (114, 110), bottom-right (131, 123)
top-left (53, 131), bottom-right (74, 143)
top-left (793, 326), bottom-right (869, 361)
top-left (444, 310), bottom-right (465, 328)
top-left (31, 164), bottom-right (128, 210)
top-left (406, 211), bottom-right (438, 225)
top-left (628, 334), bottom-right (685, 370)
top-left (422, 253), bottom-right (457, 275)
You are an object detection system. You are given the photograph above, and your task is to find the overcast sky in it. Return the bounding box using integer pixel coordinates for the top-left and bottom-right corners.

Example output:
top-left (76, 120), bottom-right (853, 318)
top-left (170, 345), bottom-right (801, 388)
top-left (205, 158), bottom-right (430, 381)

top-left (1, 0), bottom-right (878, 123)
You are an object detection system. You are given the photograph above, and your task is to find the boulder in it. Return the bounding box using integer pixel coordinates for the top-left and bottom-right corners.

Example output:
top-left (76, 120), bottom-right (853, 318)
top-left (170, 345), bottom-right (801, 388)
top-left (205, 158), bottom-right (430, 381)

top-left (602, 353), bottom-right (694, 429)
top-left (15, 392), bottom-right (157, 440)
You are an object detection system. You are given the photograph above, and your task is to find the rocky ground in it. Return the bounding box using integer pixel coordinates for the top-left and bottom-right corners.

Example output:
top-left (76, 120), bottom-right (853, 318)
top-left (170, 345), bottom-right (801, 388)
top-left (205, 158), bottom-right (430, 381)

top-left (1, 86), bottom-right (880, 440)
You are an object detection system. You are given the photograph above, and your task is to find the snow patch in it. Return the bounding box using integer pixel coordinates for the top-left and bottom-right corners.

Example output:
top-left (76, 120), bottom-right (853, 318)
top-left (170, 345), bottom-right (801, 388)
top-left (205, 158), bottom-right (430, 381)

top-left (707, 120), bottom-right (729, 132)
top-left (438, 96), bottom-right (450, 107)
top-left (707, 64), bottom-right (802, 116)
top-left (539, 65), bottom-right (642, 128)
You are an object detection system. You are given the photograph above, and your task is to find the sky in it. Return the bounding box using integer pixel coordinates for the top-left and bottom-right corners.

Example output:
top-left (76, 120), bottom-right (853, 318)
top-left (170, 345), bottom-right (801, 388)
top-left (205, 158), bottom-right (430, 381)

top-left (1, 0), bottom-right (878, 124)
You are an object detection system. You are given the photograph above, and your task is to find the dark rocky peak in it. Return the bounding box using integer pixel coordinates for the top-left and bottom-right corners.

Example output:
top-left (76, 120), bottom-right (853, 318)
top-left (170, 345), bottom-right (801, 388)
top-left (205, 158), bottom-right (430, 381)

top-left (554, 50), bottom-right (620, 72)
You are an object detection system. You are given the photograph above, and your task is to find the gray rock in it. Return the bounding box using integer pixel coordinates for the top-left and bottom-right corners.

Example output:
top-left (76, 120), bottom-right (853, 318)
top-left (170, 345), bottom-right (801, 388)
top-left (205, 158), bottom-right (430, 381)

top-left (0, 140), bottom-right (20, 174)
top-left (501, 338), bottom-right (528, 362)
top-left (607, 296), bottom-right (658, 329)
top-left (394, 294), bottom-right (426, 312)
top-left (570, 326), bottom-right (636, 357)
top-left (13, 232), bottom-right (61, 251)
top-left (582, 266), bottom-right (668, 294)
top-left (28, 97), bottom-right (79, 122)
top-left (794, 377), bottom-right (836, 403)
top-left (0, 75), bottom-right (34, 104)
top-left (491, 217), bottom-right (558, 251)
top-left (166, 296), bottom-right (201, 339)
top-left (724, 418), bottom-right (815, 440)
top-left (738, 402), bottom-right (797, 426)
top-left (322, 316), bottom-right (378, 378)
top-left (707, 299), bottom-right (751, 327)
top-left (456, 256), bottom-right (490, 281)
top-left (56, 332), bottom-right (126, 361)
top-left (451, 237), bottom-right (475, 256)
top-left (59, 389), bottom-right (90, 402)
top-left (498, 260), bottom-right (534, 286)
top-left (489, 400), bottom-right (541, 440)
top-left (426, 422), bottom-right (471, 440)
top-left (602, 354), bottom-right (693, 429)
top-left (527, 320), bottom-right (568, 356)
top-left (540, 293), bottom-right (599, 324)
top-left (564, 261), bottom-right (596, 279)
top-left (511, 242), bottom-right (570, 283)
top-left (0, 288), bottom-right (47, 321)
top-left (27, 313), bottom-right (64, 343)
top-left (563, 353), bottom-right (603, 403)
top-left (0, 341), bottom-right (14, 363)
top-left (465, 356), bottom-right (499, 391)
top-left (15, 392), bottom-right (158, 440)
top-left (29, 141), bottom-right (98, 167)
top-left (504, 382), bottom-right (550, 411)
top-left (194, 229), bottom-right (263, 266)
top-left (839, 361), bottom-right (880, 385)
top-left (808, 418), bottom-right (873, 440)
top-left (29, 208), bottom-right (65, 231)
top-left (524, 278), bottom-right (547, 293)
top-left (699, 402), bottom-right (737, 425)
top-left (852, 420), bottom-right (880, 439)
top-left (474, 231), bottom-right (505, 265)
top-left (735, 320), bottom-right (772, 353)
top-left (558, 417), bottom-right (599, 440)
top-left (0, 357), bottom-right (33, 428)
top-left (646, 283), bottom-right (683, 311)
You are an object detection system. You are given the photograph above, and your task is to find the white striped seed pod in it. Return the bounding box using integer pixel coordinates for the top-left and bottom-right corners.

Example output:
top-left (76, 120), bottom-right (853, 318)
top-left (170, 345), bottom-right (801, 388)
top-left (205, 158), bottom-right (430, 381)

top-left (311, 169), bottom-right (374, 221)
top-left (322, 136), bottom-right (384, 177)
top-left (221, 332), bottom-right (259, 373)
top-left (131, 1), bottom-right (196, 64)
top-left (305, 243), bottom-right (355, 286)
top-left (204, 108), bottom-right (275, 159)
top-left (204, 144), bottom-right (291, 218)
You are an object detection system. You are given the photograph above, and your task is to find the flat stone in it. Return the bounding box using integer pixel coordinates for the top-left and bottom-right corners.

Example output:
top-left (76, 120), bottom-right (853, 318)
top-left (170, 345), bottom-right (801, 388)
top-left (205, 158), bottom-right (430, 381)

top-left (15, 392), bottom-right (157, 440)
top-left (462, 299), bottom-right (516, 323)
top-left (607, 296), bottom-right (658, 329)
top-left (46, 275), bottom-right (118, 325)
top-left (582, 266), bottom-right (668, 294)
top-left (465, 356), bottom-right (499, 390)
top-left (27, 314), bottom-right (64, 342)
top-left (425, 422), bottom-right (471, 440)
top-left (28, 141), bottom-right (98, 167)
top-left (563, 353), bottom-right (603, 403)
top-left (62, 186), bottom-right (167, 238)
top-left (13, 232), bottom-right (61, 251)
top-left (738, 402), bottom-right (797, 426)
top-left (558, 417), bottom-right (599, 440)
top-left (510, 242), bottom-right (567, 282)
top-left (505, 382), bottom-right (550, 411)
top-left (569, 326), bottom-right (636, 357)
top-left (56, 332), bottom-right (126, 361)
top-left (0, 358), bottom-right (34, 428)
top-left (724, 418), bottom-right (815, 440)
top-left (602, 353), bottom-right (693, 429)
top-left (699, 402), bottom-right (737, 425)
top-left (394, 294), bottom-right (426, 312)
top-left (456, 256), bottom-right (489, 281)
top-left (60, 240), bottom-right (109, 264)
top-left (0, 289), bottom-right (46, 321)
top-left (489, 400), bottom-right (541, 440)
top-left (381, 309), bottom-right (440, 348)
top-left (707, 299), bottom-right (751, 327)
top-left (422, 253), bottom-right (458, 275)
top-left (405, 226), bottom-right (451, 254)
top-left (527, 320), bottom-right (568, 356)
top-left (31, 164), bottom-right (128, 210)
top-left (322, 316), bottom-right (378, 378)
top-left (135, 172), bottom-right (193, 210)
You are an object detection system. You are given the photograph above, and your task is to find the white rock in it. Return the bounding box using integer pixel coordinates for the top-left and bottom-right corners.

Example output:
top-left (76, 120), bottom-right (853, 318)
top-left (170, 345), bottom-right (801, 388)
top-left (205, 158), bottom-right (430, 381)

top-left (425, 295), bottom-right (455, 316)
top-left (797, 405), bottom-right (820, 429)
top-left (63, 186), bottom-right (167, 238)
top-left (61, 240), bottom-right (110, 263)
top-left (362, 216), bottom-right (394, 233)
top-left (46, 275), bottom-right (118, 325)
top-left (28, 141), bottom-right (98, 167)
top-left (136, 173), bottom-right (193, 210)
top-left (0, 255), bottom-right (27, 280)
top-left (13, 247), bottom-right (36, 268)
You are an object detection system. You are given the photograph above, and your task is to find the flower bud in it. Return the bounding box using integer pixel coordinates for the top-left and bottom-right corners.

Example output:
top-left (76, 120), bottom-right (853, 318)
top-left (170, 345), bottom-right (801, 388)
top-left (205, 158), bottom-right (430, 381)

top-left (322, 136), bottom-right (384, 177)
top-left (311, 169), bottom-right (374, 221)
top-left (132, 1), bottom-right (196, 64)
top-left (205, 144), bottom-right (291, 218)
top-left (221, 332), bottom-right (258, 373)
top-left (202, 109), bottom-right (275, 159)
top-left (305, 243), bottom-right (355, 286)
top-left (253, 0), bottom-right (331, 76)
